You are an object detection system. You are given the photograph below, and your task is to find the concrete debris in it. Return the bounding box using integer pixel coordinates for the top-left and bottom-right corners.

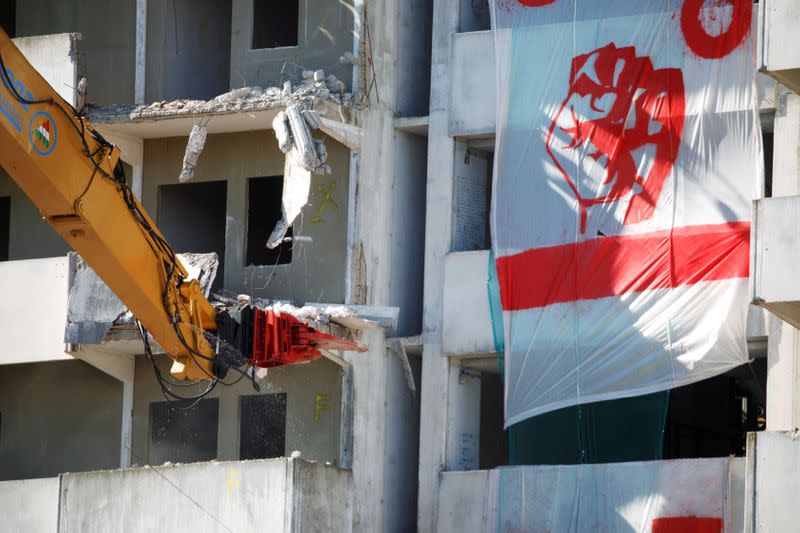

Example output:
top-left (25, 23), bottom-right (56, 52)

top-left (285, 103), bottom-right (321, 171)
top-left (176, 252), bottom-right (220, 298)
top-left (65, 255), bottom-right (128, 345)
top-left (302, 109), bottom-right (322, 130)
top-left (267, 98), bottom-right (333, 248)
top-left (64, 252), bottom-right (220, 345)
top-left (271, 302), bottom-right (357, 322)
top-left (313, 69), bottom-right (325, 83)
top-left (388, 338), bottom-right (417, 395)
top-left (86, 71), bottom-right (357, 124)
top-left (267, 150), bottom-right (312, 248)
top-left (211, 86), bottom-right (258, 103)
top-left (272, 111), bottom-right (293, 154)
top-left (339, 51), bottom-right (357, 65)
top-left (178, 123), bottom-right (207, 182)
top-left (76, 77), bottom-right (87, 114)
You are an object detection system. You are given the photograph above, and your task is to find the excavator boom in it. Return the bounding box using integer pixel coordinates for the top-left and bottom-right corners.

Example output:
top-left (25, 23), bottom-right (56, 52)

top-left (0, 28), bottom-right (217, 381)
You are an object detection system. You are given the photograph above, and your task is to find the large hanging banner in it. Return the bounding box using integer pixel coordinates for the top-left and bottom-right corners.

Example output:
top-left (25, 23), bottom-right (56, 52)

top-left (491, 0), bottom-right (762, 425)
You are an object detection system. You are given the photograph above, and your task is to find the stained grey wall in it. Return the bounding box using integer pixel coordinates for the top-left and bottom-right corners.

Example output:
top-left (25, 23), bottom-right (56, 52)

top-left (132, 354), bottom-right (342, 466)
top-left (145, 0), bottom-right (232, 102)
top-left (15, 0), bottom-right (136, 105)
top-left (229, 0), bottom-right (355, 90)
top-left (0, 360), bottom-right (122, 481)
top-left (142, 131), bottom-right (349, 304)
top-left (0, 169), bottom-right (70, 260)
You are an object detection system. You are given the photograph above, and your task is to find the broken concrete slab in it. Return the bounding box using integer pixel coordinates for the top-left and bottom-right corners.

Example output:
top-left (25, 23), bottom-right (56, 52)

top-left (65, 256), bottom-right (127, 345)
top-left (65, 252), bottom-right (220, 346)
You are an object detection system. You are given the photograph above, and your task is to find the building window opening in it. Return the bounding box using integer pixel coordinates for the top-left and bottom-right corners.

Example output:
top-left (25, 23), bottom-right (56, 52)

top-left (763, 131), bottom-right (773, 198)
top-left (246, 176), bottom-right (292, 266)
top-left (0, 2), bottom-right (15, 38)
top-left (158, 180), bottom-right (227, 291)
top-left (453, 144), bottom-right (493, 252)
top-left (149, 399), bottom-right (219, 465)
top-left (239, 393), bottom-right (287, 460)
top-left (251, 0), bottom-right (299, 49)
top-left (0, 196), bottom-right (9, 261)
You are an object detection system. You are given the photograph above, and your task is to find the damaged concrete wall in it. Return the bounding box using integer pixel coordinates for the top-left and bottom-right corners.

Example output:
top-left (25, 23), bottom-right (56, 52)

top-left (0, 170), bottom-right (70, 260)
top-left (15, 0), bottom-right (135, 105)
top-left (141, 131), bottom-right (349, 304)
top-left (145, 0), bottom-right (232, 102)
top-left (0, 360), bottom-right (122, 481)
top-left (131, 355), bottom-right (342, 466)
top-left (229, 0), bottom-right (355, 91)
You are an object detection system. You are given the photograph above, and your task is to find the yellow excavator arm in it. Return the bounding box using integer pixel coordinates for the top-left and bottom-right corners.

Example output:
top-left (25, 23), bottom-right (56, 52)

top-left (0, 28), bottom-right (218, 382)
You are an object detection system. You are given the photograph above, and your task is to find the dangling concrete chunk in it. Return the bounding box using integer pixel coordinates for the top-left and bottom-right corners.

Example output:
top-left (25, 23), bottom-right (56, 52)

top-left (272, 111), bottom-right (293, 154)
top-left (267, 150), bottom-right (312, 249)
top-left (178, 123), bottom-right (207, 182)
top-left (285, 103), bottom-right (320, 172)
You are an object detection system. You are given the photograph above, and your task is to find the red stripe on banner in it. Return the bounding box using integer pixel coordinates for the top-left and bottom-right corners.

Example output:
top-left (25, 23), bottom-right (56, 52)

top-left (496, 222), bottom-right (750, 311)
top-left (652, 516), bottom-right (723, 533)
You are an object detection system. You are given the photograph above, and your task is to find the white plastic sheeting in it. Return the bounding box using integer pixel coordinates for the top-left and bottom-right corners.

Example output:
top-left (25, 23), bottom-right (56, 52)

top-left (490, 1), bottom-right (761, 424)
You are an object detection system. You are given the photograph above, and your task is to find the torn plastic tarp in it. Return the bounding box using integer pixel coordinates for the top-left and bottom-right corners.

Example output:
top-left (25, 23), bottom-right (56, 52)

top-left (490, 1), bottom-right (761, 425)
top-left (178, 123), bottom-right (207, 182)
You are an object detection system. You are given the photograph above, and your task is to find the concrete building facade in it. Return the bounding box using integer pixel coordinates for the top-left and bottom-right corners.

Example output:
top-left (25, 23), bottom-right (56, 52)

top-left (0, 1), bottom-right (431, 531)
top-left (4, 0), bottom-right (800, 531)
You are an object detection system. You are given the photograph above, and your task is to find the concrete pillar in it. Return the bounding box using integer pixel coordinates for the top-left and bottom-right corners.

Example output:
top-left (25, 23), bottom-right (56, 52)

top-left (135, 0), bottom-right (147, 104)
top-left (120, 380), bottom-right (134, 468)
top-left (344, 329), bottom-right (388, 533)
top-left (767, 86), bottom-right (800, 431)
top-left (418, 0), bottom-right (460, 530)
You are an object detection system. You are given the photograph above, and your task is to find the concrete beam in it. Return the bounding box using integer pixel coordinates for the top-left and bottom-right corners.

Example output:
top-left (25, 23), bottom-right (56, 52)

top-left (135, 0), bottom-right (146, 104)
top-left (418, 0), bottom-right (460, 530)
top-left (766, 86), bottom-right (800, 431)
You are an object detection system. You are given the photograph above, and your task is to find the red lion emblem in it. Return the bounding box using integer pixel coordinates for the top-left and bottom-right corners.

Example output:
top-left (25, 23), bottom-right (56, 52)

top-left (546, 43), bottom-right (686, 233)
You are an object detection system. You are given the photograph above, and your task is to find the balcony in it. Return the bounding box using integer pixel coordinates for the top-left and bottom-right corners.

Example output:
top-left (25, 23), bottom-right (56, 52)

top-left (442, 250), bottom-right (495, 357)
top-left (0, 256), bottom-right (72, 365)
top-left (449, 31), bottom-right (495, 139)
top-left (0, 458), bottom-right (352, 533)
top-left (437, 458), bottom-right (744, 532)
top-left (751, 196), bottom-right (800, 329)
top-left (759, 0), bottom-right (800, 94)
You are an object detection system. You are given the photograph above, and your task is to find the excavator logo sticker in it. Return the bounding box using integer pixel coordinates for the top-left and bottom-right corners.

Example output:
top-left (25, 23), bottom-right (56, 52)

top-left (29, 111), bottom-right (56, 156)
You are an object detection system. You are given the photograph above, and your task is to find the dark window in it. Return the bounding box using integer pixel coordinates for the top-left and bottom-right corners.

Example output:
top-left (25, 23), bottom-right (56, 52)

top-left (246, 176), bottom-right (292, 266)
top-left (240, 393), bottom-right (287, 460)
top-left (479, 372), bottom-right (508, 469)
top-left (149, 399), bottom-right (219, 464)
top-left (0, 196), bottom-right (9, 261)
top-left (158, 180), bottom-right (227, 290)
top-left (763, 131), bottom-right (774, 198)
top-left (0, 2), bottom-right (15, 38)
top-left (252, 0), bottom-right (299, 49)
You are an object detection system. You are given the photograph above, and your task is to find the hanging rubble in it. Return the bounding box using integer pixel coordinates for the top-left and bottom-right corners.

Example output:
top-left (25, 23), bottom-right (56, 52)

top-left (178, 123), bottom-right (208, 182)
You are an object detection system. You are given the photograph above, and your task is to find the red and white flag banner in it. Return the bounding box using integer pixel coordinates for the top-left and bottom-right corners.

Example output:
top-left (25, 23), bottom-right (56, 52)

top-left (490, 0), bottom-right (762, 425)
